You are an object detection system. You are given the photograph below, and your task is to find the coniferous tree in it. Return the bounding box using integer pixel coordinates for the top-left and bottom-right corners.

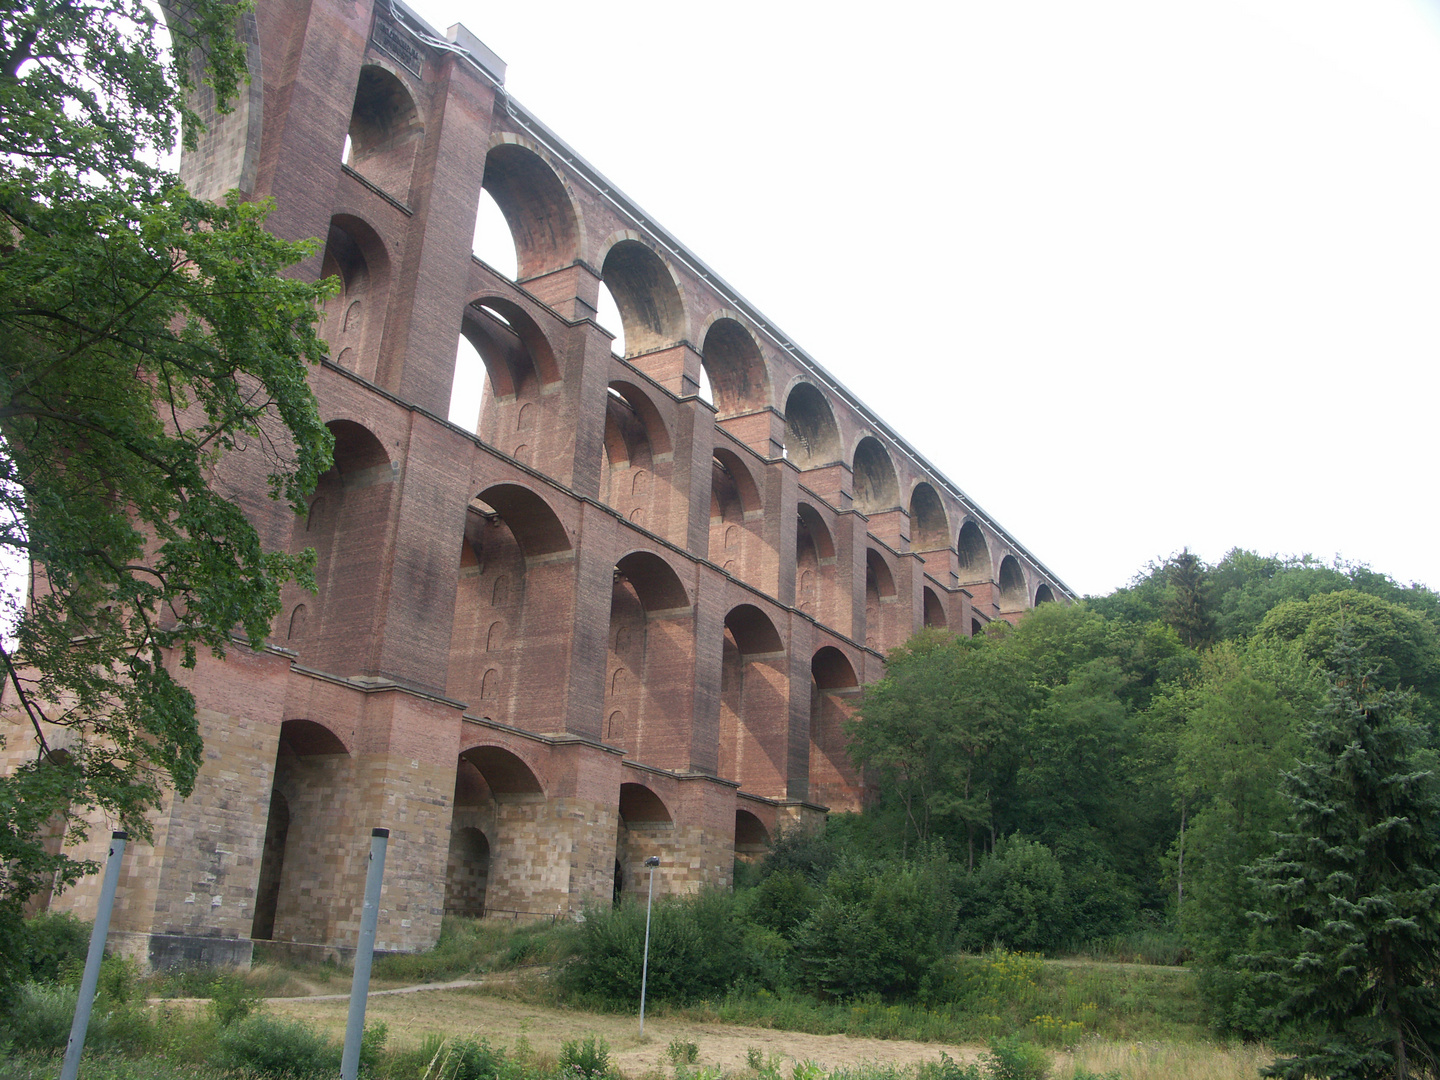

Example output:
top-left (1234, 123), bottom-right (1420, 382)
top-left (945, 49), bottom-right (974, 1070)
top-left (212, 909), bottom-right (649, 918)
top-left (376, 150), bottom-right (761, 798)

top-left (1252, 631), bottom-right (1440, 1080)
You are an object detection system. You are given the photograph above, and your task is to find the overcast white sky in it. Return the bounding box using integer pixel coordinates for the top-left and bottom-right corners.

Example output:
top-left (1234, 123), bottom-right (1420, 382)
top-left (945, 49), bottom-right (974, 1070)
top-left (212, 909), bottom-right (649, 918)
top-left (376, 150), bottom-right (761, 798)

top-left (413, 0), bottom-right (1440, 599)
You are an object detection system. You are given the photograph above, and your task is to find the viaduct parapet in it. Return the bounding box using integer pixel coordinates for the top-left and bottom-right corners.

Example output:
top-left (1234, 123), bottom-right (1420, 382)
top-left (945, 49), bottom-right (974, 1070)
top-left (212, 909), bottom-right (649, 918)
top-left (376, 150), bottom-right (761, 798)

top-left (18, 0), bottom-right (1072, 967)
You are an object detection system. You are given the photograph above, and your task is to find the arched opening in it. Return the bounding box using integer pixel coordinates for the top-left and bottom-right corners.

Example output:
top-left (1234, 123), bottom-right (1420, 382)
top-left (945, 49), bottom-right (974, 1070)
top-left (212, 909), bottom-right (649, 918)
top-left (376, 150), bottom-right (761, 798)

top-left (601, 240), bottom-right (686, 356)
top-left (795, 503), bottom-right (836, 626)
top-left (456, 299), bottom-right (560, 466)
top-left (608, 551), bottom-right (694, 769)
top-left (720, 605), bottom-right (788, 797)
top-left (318, 215), bottom-right (388, 381)
top-left (783, 383), bottom-right (842, 468)
top-left (998, 555), bottom-right (1027, 611)
top-left (1035, 583), bottom-right (1056, 606)
top-left (471, 188), bottom-right (517, 279)
top-left (295, 421), bottom-right (393, 676)
top-left (481, 141), bottom-right (579, 280)
top-left (446, 484), bottom-right (572, 715)
top-left (603, 382), bottom-right (675, 537)
top-left (444, 826), bottom-right (491, 919)
top-left (956, 520), bottom-right (991, 585)
top-left (252, 719), bottom-right (351, 943)
top-left (449, 744), bottom-right (547, 918)
top-left (923, 586), bottom-right (947, 629)
top-left (708, 448), bottom-right (766, 580)
top-left (700, 318), bottom-right (769, 416)
top-left (345, 65), bottom-right (423, 202)
top-left (852, 437), bottom-right (900, 515)
top-left (616, 782), bottom-right (675, 890)
top-left (909, 483), bottom-right (949, 552)
top-left (809, 646), bottom-right (862, 811)
top-left (864, 548), bottom-right (897, 652)
top-left (734, 809), bottom-right (770, 861)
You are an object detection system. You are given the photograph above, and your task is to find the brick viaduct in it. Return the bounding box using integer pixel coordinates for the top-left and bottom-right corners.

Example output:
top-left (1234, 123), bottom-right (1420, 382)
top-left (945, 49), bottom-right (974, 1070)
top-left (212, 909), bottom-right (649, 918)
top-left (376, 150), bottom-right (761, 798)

top-left (20, 0), bottom-right (1072, 967)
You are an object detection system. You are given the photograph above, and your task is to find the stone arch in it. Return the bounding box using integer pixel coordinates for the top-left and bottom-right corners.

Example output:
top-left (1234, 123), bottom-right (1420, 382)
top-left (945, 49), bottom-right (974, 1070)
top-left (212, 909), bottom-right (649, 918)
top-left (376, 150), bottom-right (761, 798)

top-left (909, 482), bottom-right (949, 551)
top-left (735, 808), bottom-right (770, 859)
top-left (603, 382), bottom-right (676, 537)
top-left (783, 382), bottom-right (842, 468)
top-left (295, 421), bottom-right (393, 675)
top-left (482, 137), bottom-right (582, 279)
top-left (599, 236), bottom-right (687, 355)
top-left (923, 586), bottom-right (947, 629)
top-left (318, 215), bottom-right (390, 382)
top-left (448, 744), bottom-right (548, 918)
top-left (998, 555), bottom-right (1027, 611)
top-left (608, 551), bottom-right (694, 766)
top-left (865, 548), bottom-right (898, 652)
top-left (172, 3), bottom-right (263, 200)
top-left (459, 297), bottom-right (561, 462)
top-left (446, 485), bottom-right (572, 715)
top-left (616, 782), bottom-right (674, 894)
top-left (253, 718), bottom-right (352, 943)
top-left (956, 519), bottom-right (991, 585)
top-left (699, 315), bottom-right (770, 414)
top-left (1035, 583), bottom-right (1056, 605)
top-left (708, 448), bottom-right (766, 580)
top-left (345, 63), bottom-right (423, 202)
top-left (852, 437), bottom-right (900, 515)
top-left (720, 604), bottom-right (789, 797)
top-left (795, 503), bottom-right (837, 624)
top-left (444, 826), bottom-right (490, 918)
top-left (809, 645), bottom-right (862, 810)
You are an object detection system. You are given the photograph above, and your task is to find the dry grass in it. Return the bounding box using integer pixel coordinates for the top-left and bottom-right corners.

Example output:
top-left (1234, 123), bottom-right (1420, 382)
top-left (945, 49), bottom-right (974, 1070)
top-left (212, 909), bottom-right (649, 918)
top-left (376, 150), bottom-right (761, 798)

top-left (1056, 1038), bottom-right (1272, 1079)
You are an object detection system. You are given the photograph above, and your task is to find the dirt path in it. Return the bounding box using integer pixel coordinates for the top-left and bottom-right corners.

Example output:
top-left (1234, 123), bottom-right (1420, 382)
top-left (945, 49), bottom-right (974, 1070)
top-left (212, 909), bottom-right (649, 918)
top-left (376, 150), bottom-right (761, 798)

top-left (265, 984), bottom-right (986, 1074)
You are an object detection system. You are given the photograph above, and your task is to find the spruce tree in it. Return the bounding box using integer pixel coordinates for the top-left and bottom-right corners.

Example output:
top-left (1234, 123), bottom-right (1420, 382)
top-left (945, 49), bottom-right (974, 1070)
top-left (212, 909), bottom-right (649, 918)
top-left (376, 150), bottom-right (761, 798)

top-left (1253, 630), bottom-right (1440, 1080)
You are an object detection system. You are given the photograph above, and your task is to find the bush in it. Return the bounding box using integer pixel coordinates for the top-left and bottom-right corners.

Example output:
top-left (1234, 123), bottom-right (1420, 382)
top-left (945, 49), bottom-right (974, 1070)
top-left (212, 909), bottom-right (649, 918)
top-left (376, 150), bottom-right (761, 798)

top-left (980, 1036), bottom-right (1050, 1080)
top-left (956, 838), bottom-right (1069, 954)
top-left (16, 912), bottom-right (90, 984)
top-left (420, 1036), bottom-right (508, 1080)
top-left (206, 969), bottom-right (263, 1027)
top-left (562, 889), bottom-right (746, 1005)
top-left (5, 981), bottom-right (82, 1052)
top-left (790, 851), bottom-right (954, 999)
top-left (216, 1014), bottom-right (339, 1079)
top-left (559, 1035), bottom-right (610, 1080)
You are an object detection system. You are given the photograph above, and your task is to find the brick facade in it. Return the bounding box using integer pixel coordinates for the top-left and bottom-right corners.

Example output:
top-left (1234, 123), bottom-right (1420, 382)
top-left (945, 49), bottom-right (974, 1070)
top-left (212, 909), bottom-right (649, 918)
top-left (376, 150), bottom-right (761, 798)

top-left (5, 0), bottom-right (1072, 965)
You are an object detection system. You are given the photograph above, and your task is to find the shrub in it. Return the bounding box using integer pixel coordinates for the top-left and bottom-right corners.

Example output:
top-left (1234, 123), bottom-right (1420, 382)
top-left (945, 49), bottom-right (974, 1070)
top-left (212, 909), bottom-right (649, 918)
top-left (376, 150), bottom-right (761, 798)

top-left (956, 838), bottom-right (1069, 954)
top-left (667, 1038), bottom-right (699, 1065)
top-left (559, 1034), bottom-right (611, 1079)
top-left (206, 969), bottom-right (263, 1027)
top-left (5, 981), bottom-right (83, 1052)
top-left (563, 890), bottom-right (745, 1005)
top-left (216, 1014), bottom-right (339, 1079)
top-left (790, 851), bottom-right (954, 999)
top-left (980, 1036), bottom-right (1050, 1080)
top-left (17, 912), bottom-right (90, 984)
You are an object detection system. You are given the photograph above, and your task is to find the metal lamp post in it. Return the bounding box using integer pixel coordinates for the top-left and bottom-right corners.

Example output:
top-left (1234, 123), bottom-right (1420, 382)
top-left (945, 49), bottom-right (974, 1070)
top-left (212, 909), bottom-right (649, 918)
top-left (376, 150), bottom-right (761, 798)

top-left (638, 854), bottom-right (660, 1036)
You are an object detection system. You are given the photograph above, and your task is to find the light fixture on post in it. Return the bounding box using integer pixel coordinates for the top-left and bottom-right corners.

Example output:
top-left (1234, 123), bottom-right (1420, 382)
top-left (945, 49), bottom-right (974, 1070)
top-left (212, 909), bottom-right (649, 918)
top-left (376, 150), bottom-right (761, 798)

top-left (639, 854), bottom-right (660, 1036)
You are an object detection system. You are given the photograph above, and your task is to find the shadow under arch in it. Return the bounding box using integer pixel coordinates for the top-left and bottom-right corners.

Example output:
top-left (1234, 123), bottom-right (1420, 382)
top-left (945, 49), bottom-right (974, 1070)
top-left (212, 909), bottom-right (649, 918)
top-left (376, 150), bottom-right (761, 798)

top-left (720, 604), bottom-right (789, 798)
top-left (345, 63), bottom-right (424, 203)
top-left (909, 482), bottom-right (949, 551)
top-left (482, 139), bottom-right (581, 280)
top-left (608, 550), bottom-right (696, 768)
top-left (809, 644), bottom-right (862, 811)
top-left (253, 718), bottom-right (352, 943)
top-left (1035, 583), bottom-right (1056, 605)
top-left (294, 420), bottom-right (393, 676)
top-left (865, 548), bottom-right (898, 652)
top-left (461, 744), bottom-right (544, 796)
top-left (459, 299), bottom-right (562, 466)
top-left (998, 555), bottom-right (1027, 611)
top-left (600, 237), bottom-right (687, 356)
top-left (603, 381), bottom-right (678, 538)
top-left (853, 436), bottom-right (900, 515)
top-left (956, 519), bottom-right (991, 585)
top-left (735, 808), bottom-right (770, 860)
top-left (616, 781), bottom-right (674, 895)
top-left (319, 214), bottom-right (390, 381)
top-left (709, 448), bottom-right (768, 581)
top-left (474, 483), bottom-right (571, 558)
top-left (923, 586), bottom-right (947, 628)
top-left (447, 743), bottom-right (547, 919)
top-left (783, 382), bottom-right (842, 468)
top-left (795, 502), bottom-right (837, 626)
top-left (700, 316), bottom-right (770, 415)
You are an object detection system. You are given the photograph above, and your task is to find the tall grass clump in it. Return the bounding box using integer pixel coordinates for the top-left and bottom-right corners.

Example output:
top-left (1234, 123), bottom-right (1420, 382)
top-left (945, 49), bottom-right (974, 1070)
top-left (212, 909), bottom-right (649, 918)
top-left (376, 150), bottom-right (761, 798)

top-left (373, 915), bottom-right (571, 983)
top-left (215, 1013), bottom-right (340, 1079)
